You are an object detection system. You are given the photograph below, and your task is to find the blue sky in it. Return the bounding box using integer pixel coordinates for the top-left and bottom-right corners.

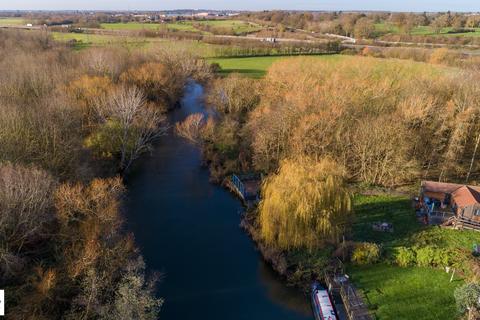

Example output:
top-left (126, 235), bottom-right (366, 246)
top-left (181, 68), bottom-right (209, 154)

top-left (1, 0), bottom-right (479, 12)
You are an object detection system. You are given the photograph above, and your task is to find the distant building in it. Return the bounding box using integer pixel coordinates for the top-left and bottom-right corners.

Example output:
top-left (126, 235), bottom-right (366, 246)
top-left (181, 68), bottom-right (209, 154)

top-left (193, 12), bottom-right (212, 18)
top-left (26, 23), bottom-right (33, 27)
top-left (420, 181), bottom-right (480, 230)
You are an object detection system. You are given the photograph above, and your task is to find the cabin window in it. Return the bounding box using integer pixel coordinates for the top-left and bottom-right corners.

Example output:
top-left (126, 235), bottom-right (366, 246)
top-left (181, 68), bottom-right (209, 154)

top-left (475, 209), bottom-right (480, 216)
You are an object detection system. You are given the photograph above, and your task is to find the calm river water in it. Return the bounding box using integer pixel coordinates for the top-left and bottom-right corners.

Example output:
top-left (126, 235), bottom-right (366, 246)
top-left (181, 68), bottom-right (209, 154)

top-left (125, 82), bottom-right (312, 320)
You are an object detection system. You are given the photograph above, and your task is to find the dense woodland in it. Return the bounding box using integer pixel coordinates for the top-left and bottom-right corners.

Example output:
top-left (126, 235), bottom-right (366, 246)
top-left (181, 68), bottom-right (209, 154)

top-left (204, 57), bottom-right (480, 188)
top-left (0, 29), bottom-right (212, 319)
top-left (180, 56), bottom-right (480, 256)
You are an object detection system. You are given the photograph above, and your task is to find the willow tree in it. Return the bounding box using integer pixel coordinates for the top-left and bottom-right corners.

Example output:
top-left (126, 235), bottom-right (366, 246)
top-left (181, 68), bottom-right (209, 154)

top-left (259, 157), bottom-right (352, 250)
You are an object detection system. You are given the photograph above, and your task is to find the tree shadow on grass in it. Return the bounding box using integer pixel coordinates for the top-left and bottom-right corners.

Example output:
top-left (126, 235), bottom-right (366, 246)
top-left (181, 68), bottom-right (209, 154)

top-left (351, 196), bottom-right (423, 247)
top-left (218, 69), bottom-right (266, 79)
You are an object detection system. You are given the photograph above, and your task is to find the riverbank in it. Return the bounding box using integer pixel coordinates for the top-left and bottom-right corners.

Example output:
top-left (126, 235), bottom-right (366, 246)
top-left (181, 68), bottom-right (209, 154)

top-left (126, 82), bottom-right (313, 320)
top-left (235, 191), bottom-right (472, 320)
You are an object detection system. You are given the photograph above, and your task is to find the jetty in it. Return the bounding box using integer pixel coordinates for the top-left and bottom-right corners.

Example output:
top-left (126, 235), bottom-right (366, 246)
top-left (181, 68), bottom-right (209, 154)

top-left (225, 173), bottom-right (261, 207)
top-left (324, 268), bottom-right (374, 320)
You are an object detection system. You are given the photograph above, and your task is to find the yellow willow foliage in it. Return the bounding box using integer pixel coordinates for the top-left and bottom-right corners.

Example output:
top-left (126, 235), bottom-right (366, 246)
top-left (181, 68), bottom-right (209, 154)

top-left (259, 157), bottom-right (352, 250)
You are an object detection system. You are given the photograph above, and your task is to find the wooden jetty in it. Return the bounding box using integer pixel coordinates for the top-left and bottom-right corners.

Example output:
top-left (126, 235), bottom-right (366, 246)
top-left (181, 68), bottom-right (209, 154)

top-left (225, 173), bottom-right (261, 207)
top-left (324, 270), bottom-right (374, 320)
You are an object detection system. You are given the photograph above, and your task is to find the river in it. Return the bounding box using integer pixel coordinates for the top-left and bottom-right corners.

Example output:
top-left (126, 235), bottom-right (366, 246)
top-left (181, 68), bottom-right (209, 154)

top-left (125, 82), bottom-right (313, 320)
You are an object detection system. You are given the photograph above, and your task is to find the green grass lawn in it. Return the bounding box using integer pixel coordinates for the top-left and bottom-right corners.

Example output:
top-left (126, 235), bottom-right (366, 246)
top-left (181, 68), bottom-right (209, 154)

top-left (0, 17), bottom-right (25, 25)
top-left (353, 194), bottom-right (480, 251)
top-left (349, 194), bottom-right (480, 319)
top-left (210, 55), bottom-right (343, 78)
top-left (352, 194), bottom-right (422, 247)
top-left (348, 264), bottom-right (461, 320)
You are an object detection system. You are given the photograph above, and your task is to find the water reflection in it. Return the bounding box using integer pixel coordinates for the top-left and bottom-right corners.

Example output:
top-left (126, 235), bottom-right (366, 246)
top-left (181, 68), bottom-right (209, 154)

top-left (258, 260), bottom-right (312, 317)
top-left (125, 82), bottom-right (312, 320)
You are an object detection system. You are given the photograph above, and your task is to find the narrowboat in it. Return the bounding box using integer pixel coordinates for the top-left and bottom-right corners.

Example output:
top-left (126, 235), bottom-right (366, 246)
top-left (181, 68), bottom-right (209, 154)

top-left (311, 282), bottom-right (338, 320)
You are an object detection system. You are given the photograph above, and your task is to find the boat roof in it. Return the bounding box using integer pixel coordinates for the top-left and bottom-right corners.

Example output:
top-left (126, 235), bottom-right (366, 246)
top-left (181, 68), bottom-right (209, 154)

top-left (314, 290), bottom-right (337, 320)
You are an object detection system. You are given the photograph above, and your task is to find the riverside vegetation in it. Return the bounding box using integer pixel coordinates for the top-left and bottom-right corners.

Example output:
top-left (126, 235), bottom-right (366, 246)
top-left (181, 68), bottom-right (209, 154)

top-left (4, 18), bottom-right (480, 319)
top-left (177, 55), bottom-right (480, 319)
top-left (0, 29), bottom-right (213, 319)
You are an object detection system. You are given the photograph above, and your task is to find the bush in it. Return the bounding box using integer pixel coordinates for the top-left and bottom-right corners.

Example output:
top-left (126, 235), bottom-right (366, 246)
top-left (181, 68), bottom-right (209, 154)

top-left (351, 242), bottom-right (381, 265)
top-left (395, 246), bottom-right (416, 267)
top-left (415, 246), bottom-right (436, 267)
top-left (394, 245), bottom-right (455, 269)
top-left (454, 283), bottom-right (480, 315)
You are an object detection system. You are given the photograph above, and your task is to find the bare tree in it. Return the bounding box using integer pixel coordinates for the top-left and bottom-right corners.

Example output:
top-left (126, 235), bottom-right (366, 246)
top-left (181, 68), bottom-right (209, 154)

top-left (98, 86), bottom-right (168, 172)
top-left (175, 113), bottom-right (205, 144)
top-left (0, 163), bottom-right (56, 280)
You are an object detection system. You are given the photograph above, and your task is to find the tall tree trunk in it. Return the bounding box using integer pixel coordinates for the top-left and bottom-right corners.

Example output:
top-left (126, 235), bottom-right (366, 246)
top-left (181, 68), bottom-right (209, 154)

top-left (466, 132), bottom-right (480, 183)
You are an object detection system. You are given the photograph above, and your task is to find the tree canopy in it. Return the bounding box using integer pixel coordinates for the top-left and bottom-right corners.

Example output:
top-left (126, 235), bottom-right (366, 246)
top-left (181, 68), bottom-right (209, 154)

top-left (259, 157), bottom-right (352, 250)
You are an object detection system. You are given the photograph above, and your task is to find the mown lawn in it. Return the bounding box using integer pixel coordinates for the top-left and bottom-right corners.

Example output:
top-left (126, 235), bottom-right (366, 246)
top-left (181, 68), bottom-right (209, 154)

top-left (352, 194), bottom-right (422, 247)
top-left (352, 194), bottom-right (480, 251)
top-left (349, 194), bottom-right (480, 319)
top-left (348, 264), bottom-right (461, 320)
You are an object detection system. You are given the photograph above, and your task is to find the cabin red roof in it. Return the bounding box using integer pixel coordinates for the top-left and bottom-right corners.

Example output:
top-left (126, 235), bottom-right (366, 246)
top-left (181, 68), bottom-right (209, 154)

top-left (452, 186), bottom-right (480, 209)
top-left (421, 181), bottom-right (463, 194)
top-left (421, 181), bottom-right (480, 209)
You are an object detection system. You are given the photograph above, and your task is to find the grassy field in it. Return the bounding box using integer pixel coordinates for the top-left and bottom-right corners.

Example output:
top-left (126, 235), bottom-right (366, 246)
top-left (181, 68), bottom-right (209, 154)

top-left (0, 17), bottom-right (25, 25)
top-left (52, 32), bottom-right (150, 49)
top-left (348, 264), bottom-right (460, 320)
top-left (192, 19), bottom-right (262, 34)
top-left (101, 19), bottom-right (262, 35)
top-left (375, 23), bottom-right (480, 37)
top-left (210, 55), bottom-right (343, 78)
top-left (166, 21), bottom-right (199, 32)
top-left (51, 32), bottom-right (224, 56)
top-left (100, 22), bottom-right (164, 31)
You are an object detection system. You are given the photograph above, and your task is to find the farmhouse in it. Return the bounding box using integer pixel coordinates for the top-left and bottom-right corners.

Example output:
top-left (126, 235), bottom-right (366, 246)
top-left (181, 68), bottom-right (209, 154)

top-left (420, 181), bottom-right (480, 230)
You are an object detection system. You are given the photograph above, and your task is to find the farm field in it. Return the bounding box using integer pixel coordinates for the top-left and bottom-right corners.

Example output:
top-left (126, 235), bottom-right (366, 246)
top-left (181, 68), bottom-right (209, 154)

top-left (101, 19), bottom-right (262, 35)
top-left (52, 32), bottom-right (150, 48)
top-left (191, 19), bottom-right (262, 34)
top-left (52, 32), bottom-right (224, 56)
top-left (210, 55), bottom-right (343, 78)
top-left (209, 54), bottom-right (445, 78)
top-left (0, 17), bottom-right (25, 25)
top-left (375, 23), bottom-right (480, 37)
top-left (100, 22), bottom-right (164, 30)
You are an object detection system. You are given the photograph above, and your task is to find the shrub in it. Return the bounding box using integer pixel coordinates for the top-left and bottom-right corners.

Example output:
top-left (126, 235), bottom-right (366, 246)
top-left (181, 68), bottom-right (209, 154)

top-left (415, 246), bottom-right (436, 267)
top-left (395, 246), bottom-right (416, 267)
top-left (351, 242), bottom-right (381, 265)
top-left (454, 283), bottom-right (480, 315)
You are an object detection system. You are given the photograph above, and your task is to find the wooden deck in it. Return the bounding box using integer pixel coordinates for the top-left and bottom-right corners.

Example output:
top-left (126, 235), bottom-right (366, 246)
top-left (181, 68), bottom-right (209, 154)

top-left (225, 173), bottom-right (261, 207)
top-left (325, 272), bottom-right (374, 320)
